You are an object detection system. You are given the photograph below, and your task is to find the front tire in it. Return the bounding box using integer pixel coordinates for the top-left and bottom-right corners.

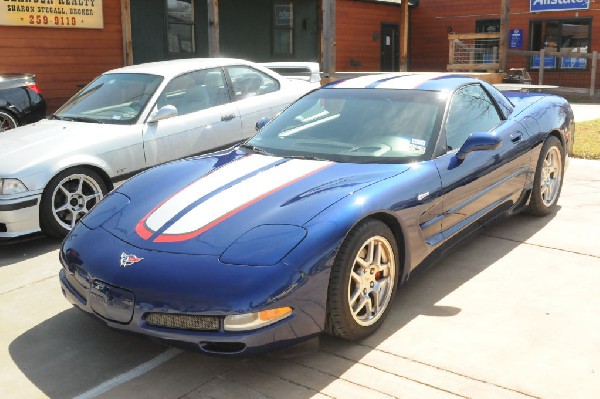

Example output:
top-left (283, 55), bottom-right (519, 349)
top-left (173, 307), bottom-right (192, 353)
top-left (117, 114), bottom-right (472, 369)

top-left (326, 219), bottom-right (399, 340)
top-left (0, 110), bottom-right (18, 132)
top-left (528, 136), bottom-right (564, 216)
top-left (40, 167), bottom-right (107, 238)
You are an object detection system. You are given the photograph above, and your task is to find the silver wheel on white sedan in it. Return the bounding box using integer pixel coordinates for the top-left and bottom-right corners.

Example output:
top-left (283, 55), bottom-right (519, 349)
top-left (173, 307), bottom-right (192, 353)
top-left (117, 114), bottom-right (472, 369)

top-left (40, 167), bottom-right (108, 238)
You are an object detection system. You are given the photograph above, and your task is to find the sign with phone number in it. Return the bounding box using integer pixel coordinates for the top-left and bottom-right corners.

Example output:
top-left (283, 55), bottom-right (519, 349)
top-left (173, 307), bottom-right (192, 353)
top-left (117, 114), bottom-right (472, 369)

top-left (1, 0), bottom-right (103, 29)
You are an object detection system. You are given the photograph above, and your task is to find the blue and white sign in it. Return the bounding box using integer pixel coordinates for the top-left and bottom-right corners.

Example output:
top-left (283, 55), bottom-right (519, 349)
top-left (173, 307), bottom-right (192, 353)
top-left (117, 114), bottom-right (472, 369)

top-left (530, 0), bottom-right (589, 12)
top-left (509, 29), bottom-right (523, 49)
top-left (532, 55), bottom-right (557, 69)
top-left (561, 57), bottom-right (587, 69)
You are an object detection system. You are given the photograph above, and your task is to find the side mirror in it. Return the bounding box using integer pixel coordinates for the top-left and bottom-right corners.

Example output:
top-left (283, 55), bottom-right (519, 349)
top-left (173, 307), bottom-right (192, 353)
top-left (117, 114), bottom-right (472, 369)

top-left (148, 105), bottom-right (178, 123)
top-left (456, 132), bottom-right (503, 161)
top-left (255, 117), bottom-right (271, 132)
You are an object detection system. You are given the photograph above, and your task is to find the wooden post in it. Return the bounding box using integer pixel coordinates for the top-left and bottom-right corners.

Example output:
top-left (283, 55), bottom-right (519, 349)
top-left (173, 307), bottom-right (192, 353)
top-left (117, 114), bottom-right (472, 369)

top-left (539, 49), bottom-right (545, 85)
top-left (591, 51), bottom-right (597, 96)
top-left (448, 38), bottom-right (455, 70)
top-left (399, 0), bottom-right (409, 71)
top-left (322, 0), bottom-right (336, 80)
top-left (499, 0), bottom-right (510, 72)
top-left (207, 0), bottom-right (220, 57)
top-left (120, 0), bottom-right (133, 66)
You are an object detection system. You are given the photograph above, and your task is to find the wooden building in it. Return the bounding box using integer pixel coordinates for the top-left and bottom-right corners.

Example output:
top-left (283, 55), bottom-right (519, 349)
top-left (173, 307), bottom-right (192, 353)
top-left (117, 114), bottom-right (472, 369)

top-left (336, 0), bottom-right (413, 72)
top-left (411, 0), bottom-right (600, 88)
top-left (0, 0), bottom-right (125, 112)
top-left (0, 0), bottom-right (414, 113)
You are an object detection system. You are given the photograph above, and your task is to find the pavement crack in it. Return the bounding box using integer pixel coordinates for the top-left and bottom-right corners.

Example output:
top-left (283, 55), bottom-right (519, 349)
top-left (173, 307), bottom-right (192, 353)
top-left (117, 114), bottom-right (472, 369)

top-left (482, 233), bottom-right (600, 259)
top-left (349, 343), bottom-right (541, 399)
top-left (319, 348), bottom-right (467, 398)
top-left (250, 359), bottom-right (336, 398)
top-left (0, 273), bottom-right (58, 297)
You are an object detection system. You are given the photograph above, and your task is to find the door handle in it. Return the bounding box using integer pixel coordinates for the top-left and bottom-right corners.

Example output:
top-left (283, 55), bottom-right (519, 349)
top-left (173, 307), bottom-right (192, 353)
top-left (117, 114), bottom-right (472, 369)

top-left (511, 132), bottom-right (523, 143)
top-left (221, 114), bottom-right (236, 122)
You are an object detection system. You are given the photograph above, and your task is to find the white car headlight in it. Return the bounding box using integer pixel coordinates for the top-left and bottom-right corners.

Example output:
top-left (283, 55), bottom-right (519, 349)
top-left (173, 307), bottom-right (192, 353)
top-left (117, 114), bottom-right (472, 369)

top-left (0, 179), bottom-right (29, 195)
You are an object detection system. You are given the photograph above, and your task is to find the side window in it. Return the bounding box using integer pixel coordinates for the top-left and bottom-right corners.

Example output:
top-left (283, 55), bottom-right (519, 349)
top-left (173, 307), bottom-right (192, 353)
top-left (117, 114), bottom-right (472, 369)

top-left (444, 84), bottom-right (502, 151)
top-left (156, 68), bottom-right (229, 116)
top-left (226, 66), bottom-right (280, 101)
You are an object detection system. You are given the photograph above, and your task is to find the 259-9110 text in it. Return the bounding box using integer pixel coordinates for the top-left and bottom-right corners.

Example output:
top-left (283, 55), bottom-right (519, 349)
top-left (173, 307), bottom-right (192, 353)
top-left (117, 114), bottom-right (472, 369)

top-left (27, 14), bottom-right (77, 26)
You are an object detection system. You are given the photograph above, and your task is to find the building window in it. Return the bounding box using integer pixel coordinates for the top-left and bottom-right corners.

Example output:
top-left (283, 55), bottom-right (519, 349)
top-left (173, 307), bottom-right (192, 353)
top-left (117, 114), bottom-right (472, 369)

top-left (273, 1), bottom-right (294, 56)
top-left (167, 0), bottom-right (195, 56)
top-left (530, 19), bottom-right (590, 70)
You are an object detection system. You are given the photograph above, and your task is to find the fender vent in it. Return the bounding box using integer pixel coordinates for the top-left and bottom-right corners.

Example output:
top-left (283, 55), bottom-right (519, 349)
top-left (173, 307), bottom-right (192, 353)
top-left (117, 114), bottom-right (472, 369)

top-left (145, 313), bottom-right (220, 331)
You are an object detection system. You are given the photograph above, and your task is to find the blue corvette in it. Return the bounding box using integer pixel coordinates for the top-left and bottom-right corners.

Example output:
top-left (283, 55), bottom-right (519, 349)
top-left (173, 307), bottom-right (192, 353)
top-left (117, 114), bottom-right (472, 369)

top-left (59, 73), bottom-right (573, 356)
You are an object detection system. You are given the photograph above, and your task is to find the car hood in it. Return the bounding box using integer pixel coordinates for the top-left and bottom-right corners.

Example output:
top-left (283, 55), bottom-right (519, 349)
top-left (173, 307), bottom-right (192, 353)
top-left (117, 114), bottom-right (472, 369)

top-left (95, 149), bottom-right (409, 256)
top-left (0, 119), bottom-right (112, 176)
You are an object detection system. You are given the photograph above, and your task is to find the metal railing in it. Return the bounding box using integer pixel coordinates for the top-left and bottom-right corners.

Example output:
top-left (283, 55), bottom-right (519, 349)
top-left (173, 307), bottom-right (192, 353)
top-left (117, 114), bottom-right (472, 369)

top-left (448, 32), bottom-right (500, 72)
top-left (507, 49), bottom-right (599, 95)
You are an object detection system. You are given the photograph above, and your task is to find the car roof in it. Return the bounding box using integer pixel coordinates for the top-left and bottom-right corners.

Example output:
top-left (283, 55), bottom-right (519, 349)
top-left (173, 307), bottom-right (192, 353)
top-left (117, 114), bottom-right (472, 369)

top-left (325, 72), bottom-right (479, 92)
top-left (102, 58), bottom-right (259, 79)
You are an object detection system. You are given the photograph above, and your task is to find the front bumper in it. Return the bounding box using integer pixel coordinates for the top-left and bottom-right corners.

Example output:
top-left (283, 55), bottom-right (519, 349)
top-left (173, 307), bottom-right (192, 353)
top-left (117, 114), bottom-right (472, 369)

top-left (0, 194), bottom-right (41, 238)
top-left (58, 225), bottom-right (328, 356)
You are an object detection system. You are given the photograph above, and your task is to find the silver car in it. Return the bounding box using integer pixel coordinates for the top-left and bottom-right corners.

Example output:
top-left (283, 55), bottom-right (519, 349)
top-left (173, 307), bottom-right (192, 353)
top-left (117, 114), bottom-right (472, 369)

top-left (0, 58), bottom-right (319, 238)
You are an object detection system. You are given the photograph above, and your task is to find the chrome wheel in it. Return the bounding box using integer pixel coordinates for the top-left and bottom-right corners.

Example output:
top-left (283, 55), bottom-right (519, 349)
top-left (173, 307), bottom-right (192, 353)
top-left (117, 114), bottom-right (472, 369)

top-left (348, 235), bottom-right (396, 327)
top-left (0, 110), bottom-right (17, 132)
top-left (540, 146), bottom-right (562, 207)
top-left (51, 173), bottom-right (104, 230)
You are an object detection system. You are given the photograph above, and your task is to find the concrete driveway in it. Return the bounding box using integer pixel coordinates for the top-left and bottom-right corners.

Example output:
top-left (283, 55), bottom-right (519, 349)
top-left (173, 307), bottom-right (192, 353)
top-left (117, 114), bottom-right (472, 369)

top-left (570, 102), bottom-right (600, 122)
top-left (1, 161), bottom-right (599, 399)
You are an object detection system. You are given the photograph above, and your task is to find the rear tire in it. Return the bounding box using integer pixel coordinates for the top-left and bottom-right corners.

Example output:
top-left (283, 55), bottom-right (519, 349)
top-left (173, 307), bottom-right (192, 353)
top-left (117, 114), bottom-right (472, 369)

top-left (528, 136), bottom-right (564, 216)
top-left (0, 110), bottom-right (18, 132)
top-left (326, 219), bottom-right (399, 340)
top-left (40, 167), bottom-right (107, 238)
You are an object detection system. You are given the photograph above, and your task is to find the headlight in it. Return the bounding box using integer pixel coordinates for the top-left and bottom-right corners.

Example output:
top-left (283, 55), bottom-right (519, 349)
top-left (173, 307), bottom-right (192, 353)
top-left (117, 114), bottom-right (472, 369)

top-left (220, 224), bottom-right (307, 266)
top-left (0, 178), bottom-right (28, 195)
top-left (224, 307), bottom-right (293, 331)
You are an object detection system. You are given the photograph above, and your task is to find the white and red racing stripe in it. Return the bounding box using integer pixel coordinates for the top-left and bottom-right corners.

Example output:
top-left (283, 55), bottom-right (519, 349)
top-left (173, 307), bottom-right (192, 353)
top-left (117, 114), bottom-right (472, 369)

top-left (136, 156), bottom-right (332, 243)
top-left (136, 154), bottom-right (282, 239)
top-left (333, 72), bottom-right (445, 90)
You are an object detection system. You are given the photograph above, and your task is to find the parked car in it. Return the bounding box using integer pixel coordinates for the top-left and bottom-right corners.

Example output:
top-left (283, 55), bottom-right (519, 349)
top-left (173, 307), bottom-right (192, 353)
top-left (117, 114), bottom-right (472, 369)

top-left (0, 58), bottom-right (319, 239)
top-left (0, 73), bottom-right (46, 132)
top-left (59, 73), bottom-right (574, 356)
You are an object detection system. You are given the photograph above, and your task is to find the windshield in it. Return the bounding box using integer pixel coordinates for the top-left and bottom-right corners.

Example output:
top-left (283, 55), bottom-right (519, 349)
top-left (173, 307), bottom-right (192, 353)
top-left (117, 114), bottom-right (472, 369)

top-left (247, 88), bottom-right (445, 163)
top-left (55, 73), bottom-right (163, 125)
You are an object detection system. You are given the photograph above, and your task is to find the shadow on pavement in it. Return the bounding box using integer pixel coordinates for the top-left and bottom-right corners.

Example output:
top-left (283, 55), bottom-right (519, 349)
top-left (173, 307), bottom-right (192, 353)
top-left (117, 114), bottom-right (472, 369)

top-left (9, 308), bottom-right (170, 398)
top-left (0, 234), bottom-right (61, 268)
top-left (9, 211), bottom-right (557, 398)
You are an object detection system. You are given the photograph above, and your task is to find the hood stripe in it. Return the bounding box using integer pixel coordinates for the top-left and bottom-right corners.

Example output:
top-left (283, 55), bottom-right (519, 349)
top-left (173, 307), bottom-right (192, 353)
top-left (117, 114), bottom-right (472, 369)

top-left (154, 159), bottom-right (333, 243)
top-left (331, 73), bottom-right (446, 90)
top-left (136, 154), bottom-right (282, 239)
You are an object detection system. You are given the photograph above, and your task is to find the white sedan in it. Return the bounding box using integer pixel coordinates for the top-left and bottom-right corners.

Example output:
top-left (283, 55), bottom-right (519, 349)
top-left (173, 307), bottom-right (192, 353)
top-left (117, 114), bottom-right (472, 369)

top-left (0, 58), bottom-right (319, 238)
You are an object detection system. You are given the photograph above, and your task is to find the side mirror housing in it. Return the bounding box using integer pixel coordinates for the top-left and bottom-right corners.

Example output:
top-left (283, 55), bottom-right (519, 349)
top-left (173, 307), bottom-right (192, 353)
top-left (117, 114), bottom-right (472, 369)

top-left (456, 132), bottom-right (503, 161)
top-left (255, 116), bottom-right (271, 132)
top-left (148, 105), bottom-right (178, 123)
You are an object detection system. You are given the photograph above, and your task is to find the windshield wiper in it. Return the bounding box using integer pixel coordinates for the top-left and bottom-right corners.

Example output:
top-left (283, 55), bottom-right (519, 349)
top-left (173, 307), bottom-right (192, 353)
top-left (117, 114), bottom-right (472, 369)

top-left (69, 116), bottom-right (104, 124)
top-left (50, 114), bottom-right (69, 121)
top-left (50, 114), bottom-right (104, 124)
top-left (239, 144), bottom-right (274, 156)
top-left (280, 154), bottom-right (329, 162)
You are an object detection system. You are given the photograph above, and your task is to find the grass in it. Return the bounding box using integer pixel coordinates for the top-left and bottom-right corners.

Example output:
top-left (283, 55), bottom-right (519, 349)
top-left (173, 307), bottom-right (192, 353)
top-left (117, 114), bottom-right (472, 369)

top-left (574, 118), bottom-right (600, 160)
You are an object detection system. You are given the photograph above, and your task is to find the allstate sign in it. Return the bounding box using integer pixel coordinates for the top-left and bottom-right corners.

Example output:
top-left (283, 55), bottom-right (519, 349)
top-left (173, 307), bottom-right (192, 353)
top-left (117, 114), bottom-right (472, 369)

top-left (531, 0), bottom-right (590, 12)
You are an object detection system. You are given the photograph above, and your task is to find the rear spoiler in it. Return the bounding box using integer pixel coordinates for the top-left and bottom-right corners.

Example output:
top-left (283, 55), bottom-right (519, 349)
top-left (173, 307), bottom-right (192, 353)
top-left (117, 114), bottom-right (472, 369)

top-left (494, 83), bottom-right (558, 92)
top-left (260, 62), bottom-right (321, 84)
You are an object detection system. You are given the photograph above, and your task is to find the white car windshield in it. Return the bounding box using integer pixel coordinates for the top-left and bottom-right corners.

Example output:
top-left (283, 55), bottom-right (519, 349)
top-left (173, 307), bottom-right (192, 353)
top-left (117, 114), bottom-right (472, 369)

top-left (246, 88), bottom-right (445, 163)
top-left (54, 73), bottom-right (163, 125)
